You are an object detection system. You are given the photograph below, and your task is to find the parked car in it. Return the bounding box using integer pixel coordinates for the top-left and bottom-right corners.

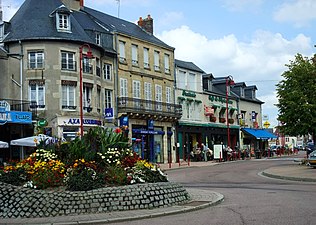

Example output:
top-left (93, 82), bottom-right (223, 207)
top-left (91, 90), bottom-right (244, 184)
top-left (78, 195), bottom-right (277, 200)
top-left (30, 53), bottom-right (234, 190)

top-left (307, 150), bottom-right (316, 168)
top-left (269, 145), bottom-right (281, 152)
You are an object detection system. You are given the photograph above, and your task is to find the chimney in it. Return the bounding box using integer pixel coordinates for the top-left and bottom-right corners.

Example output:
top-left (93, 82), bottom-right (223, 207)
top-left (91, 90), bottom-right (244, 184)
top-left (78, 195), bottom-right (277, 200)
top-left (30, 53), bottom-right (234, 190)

top-left (138, 14), bottom-right (153, 34)
top-left (61, 0), bottom-right (82, 10)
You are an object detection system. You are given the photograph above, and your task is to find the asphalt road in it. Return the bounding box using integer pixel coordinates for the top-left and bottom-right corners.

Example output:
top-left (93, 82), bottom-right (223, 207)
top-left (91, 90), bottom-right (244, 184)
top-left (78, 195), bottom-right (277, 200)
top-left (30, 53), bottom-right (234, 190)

top-left (107, 156), bottom-right (316, 225)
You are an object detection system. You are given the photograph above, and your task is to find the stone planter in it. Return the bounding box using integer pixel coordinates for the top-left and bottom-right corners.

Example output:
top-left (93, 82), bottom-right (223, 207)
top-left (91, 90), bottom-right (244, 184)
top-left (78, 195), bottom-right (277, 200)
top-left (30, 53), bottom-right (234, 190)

top-left (0, 181), bottom-right (190, 218)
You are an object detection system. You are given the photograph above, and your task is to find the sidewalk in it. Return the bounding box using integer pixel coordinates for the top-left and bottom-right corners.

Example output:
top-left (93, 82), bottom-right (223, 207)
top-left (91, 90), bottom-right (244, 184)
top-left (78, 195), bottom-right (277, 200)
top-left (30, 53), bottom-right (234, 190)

top-left (2, 156), bottom-right (314, 225)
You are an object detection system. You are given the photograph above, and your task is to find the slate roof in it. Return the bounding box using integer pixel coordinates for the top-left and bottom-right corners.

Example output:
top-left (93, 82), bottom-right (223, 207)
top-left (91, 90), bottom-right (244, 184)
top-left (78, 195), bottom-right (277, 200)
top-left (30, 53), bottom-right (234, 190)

top-left (175, 59), bottom-right (205, 73)
top-left (82, 7), bottom-right (174, 50)
top-left (4, 0), bottom-right (94, 45)
top-left (3, 0), bottom-right (173, 52)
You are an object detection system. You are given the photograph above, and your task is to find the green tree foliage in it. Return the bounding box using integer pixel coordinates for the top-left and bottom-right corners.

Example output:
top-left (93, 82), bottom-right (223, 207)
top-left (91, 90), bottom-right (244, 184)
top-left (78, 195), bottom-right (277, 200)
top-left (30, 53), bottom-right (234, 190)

top-left (276, 53), bottom-right (316, 143)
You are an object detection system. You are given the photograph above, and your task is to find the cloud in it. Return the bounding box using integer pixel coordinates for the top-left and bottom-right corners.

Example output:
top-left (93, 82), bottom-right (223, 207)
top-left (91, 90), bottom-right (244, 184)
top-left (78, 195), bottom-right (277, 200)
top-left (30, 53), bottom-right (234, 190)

top-left (221, 0), bottom-right (263, 12)
top-left (157, 25), bottom-right (312, 126)
top-left (274, 0), bottom-right (316, 27)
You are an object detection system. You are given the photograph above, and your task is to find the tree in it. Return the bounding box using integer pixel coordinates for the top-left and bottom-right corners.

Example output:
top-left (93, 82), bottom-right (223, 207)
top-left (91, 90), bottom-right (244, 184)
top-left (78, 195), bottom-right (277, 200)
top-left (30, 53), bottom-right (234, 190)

top-left (276, 53), bottom-right (316, 144)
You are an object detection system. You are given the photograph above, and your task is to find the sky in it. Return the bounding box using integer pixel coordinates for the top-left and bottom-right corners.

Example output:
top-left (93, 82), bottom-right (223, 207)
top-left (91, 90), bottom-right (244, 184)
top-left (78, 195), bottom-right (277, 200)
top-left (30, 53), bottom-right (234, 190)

top-left (2, 0), bottom-right (316, 128)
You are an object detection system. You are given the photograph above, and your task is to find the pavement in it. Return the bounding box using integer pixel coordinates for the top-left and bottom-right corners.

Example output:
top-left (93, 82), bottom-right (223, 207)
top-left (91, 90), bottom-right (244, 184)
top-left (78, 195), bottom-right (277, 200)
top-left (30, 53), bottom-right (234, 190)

top-left (1, 155), bottom-right (315, 225)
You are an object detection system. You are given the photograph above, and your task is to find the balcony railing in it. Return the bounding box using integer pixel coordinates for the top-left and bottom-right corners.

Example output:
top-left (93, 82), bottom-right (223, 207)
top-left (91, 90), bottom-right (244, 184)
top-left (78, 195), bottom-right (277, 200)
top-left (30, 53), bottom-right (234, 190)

top-left (117, 97), bottom-right (182, 119)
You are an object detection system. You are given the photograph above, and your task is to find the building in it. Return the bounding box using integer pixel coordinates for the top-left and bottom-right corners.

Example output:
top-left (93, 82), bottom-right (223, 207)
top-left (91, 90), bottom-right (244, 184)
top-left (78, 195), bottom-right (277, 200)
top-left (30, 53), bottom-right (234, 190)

top-left (0, 0), bottom-right (182, 163)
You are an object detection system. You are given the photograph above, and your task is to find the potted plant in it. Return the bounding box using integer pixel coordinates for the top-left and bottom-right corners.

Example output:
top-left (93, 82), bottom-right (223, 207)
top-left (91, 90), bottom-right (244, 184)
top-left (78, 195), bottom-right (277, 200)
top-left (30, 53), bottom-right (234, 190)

top-left (219, 117), bottom-right (226, 123)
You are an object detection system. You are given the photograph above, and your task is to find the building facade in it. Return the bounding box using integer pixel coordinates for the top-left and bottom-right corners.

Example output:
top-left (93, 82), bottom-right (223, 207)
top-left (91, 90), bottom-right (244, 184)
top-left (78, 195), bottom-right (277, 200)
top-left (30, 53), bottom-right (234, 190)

top-left (0, 0), bottom-right (182, 162)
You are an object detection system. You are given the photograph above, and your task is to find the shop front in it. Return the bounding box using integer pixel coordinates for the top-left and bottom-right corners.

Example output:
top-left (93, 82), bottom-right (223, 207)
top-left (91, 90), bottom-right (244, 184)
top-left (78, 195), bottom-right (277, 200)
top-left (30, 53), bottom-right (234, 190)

top-left (56, 116), bottom-right (102, 140)
top-left (177, 121), bottom-right (239, 162)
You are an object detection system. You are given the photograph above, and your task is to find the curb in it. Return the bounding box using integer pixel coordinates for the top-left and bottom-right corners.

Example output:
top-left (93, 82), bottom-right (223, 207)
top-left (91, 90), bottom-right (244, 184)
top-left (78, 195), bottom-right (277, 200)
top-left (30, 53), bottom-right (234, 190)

top-left (261, 171), bottom-right (316, 182)
top-left (65, 192), bottom-right (225, 225)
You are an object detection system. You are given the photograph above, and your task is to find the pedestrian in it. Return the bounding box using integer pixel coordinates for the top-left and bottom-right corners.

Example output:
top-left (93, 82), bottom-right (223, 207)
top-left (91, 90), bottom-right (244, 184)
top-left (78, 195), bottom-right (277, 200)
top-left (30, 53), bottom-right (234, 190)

top-left (202, 143), bottom-right (208, 161)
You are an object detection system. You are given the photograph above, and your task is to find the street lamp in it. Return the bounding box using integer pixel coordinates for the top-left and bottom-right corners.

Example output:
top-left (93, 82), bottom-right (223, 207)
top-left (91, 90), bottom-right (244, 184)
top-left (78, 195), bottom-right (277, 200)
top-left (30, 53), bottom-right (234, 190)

top-left (79, 44), bottom-right (93, 137)
top-left (225, 75), bottom-right (235, 148)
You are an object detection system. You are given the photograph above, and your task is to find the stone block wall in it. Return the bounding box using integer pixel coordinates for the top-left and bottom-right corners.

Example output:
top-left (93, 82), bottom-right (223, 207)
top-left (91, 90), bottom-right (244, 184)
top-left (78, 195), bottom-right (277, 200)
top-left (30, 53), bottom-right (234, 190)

top-left (0, 181), bottom-right (190, 218)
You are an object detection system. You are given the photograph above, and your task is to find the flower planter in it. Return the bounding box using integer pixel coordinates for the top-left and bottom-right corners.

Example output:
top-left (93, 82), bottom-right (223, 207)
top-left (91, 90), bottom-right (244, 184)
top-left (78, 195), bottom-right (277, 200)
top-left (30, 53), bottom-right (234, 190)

top-left (219, 118), bottom-right (226, 123)
top-left (210, 117), bottom-right (216, 122)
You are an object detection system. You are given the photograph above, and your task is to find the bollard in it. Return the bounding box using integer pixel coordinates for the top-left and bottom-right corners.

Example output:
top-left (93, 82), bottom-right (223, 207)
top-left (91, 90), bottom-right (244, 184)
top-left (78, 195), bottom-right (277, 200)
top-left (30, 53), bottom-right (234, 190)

top-left (220, 151), bottom-right (222, 162)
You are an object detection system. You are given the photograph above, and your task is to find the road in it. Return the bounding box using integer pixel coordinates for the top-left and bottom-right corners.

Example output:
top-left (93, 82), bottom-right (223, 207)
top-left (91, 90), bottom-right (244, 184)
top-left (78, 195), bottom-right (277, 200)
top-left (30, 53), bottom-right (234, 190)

top-left (107, 155), bottom-right (316, 225)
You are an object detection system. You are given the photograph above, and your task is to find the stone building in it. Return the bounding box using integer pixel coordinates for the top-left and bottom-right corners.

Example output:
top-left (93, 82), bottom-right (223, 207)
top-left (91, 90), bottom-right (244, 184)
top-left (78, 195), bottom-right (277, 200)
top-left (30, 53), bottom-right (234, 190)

top-left (0, 0), bottom-right (181, 163)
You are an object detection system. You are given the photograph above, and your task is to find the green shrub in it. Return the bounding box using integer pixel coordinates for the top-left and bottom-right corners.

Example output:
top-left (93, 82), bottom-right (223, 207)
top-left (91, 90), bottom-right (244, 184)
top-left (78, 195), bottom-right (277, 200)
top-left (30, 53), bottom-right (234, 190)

top-left (0, 168), bottom-right (28, 186)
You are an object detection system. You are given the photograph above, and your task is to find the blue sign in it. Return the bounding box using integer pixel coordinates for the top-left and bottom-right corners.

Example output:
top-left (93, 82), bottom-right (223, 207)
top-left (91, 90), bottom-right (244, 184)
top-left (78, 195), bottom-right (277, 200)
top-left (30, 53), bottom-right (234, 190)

top-left (120, 116), bottom-right (128, 126)
top-left (132, 129), bottom-right (165, 135)
top-left (104, 108), bottom-right (114, 119)
top-left (148, 119), bottom-right (154, 130)
top-left (0, 111), bottom-right (32, 124)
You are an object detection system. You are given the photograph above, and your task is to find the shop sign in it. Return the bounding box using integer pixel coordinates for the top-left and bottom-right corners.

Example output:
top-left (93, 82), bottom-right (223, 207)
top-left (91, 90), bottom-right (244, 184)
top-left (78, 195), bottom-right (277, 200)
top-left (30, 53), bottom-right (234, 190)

top-left (0, 100), bottom-right (10, 112)
top-left (120, 116), bottom-right (128, 126)
top-left (67, 118), bottom-right (101, 125)
top-left (182, 90), bottom-right (196, 97)
top-left (148, 119), bottom-right (154, 130)
top-left (209, 95), bottom-right (233, 104)
top-left (132, 129), bottom-right (165, 135)
top-left (37, 119), bottom-right (48, 127)
top-left (104, 108), bottom-right (114, 119)
top-left (0, 111), bottom-right (32, 124)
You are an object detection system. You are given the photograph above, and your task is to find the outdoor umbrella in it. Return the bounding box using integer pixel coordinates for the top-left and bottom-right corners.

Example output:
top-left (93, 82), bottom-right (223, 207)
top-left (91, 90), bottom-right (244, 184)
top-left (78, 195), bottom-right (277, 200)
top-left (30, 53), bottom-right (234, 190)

top-left (0, 141), bottom-right (9, 148)
top-left (10, 134), bottom-right (53, 147)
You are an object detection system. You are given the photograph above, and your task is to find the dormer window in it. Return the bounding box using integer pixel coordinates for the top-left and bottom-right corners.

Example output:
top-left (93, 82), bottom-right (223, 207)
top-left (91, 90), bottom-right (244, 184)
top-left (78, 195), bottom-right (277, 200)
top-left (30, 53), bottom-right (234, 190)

top-left (0, 24), bottom-right (4, 41)
top-left (95, 33), bottom-right (101, 45)
top-left (57, 13), bottom-right (70, 32)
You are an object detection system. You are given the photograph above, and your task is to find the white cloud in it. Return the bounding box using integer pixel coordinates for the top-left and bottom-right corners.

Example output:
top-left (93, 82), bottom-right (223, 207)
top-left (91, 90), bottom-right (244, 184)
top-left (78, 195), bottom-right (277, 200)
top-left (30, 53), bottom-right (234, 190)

top-left (274, 0), bottom-right (316, 27)
top-left (157, 25), bottom-right (312, 126)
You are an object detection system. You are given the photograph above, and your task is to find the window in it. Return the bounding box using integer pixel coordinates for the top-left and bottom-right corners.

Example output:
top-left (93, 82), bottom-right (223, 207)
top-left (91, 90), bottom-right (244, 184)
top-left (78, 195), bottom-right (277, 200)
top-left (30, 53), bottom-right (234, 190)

top-left (164, 54), bottom-right (170, 73)
top-left (61, 51), bottom-right (75, 71)
top-left (83, 84), bottom-right (93, 111)
top-left (133, 80), bottom-right (141, 108)
top-left (132, 44), bottom-right (138, 66)
top-left (177, 70), bottom-right (186, 89)
top-left (62, 84), bottom-right (76, 110)
top-left (144, 82), bottom-right (152, 109)
top-left (103, 63), bottom-right (112, 80)
top-left (95, 33), bottom-right (101, 45)
top-left (96, 58), bottom-right (101, 77)
top-left (187, 72), bottom-right (196, 91)
top-left (105, 89), bottom-right (113, 108)
top-left (143, 47), bottom-right (149, 69)
top-left (119, 41), bottom-right (126, 63)
top-left (154, 51), bottom-right (160, 71)
top-left (120, 78), bottom-right (128, 104)
top-left (28, 51), bottom-right (44, 69)
top-left (82, 57), bottom-right (93, 74)
top-left (97, 87), bottom-right (101, 112)
top-left (29, 83), bottom-right (45, 109)
top-left (0, 24), bottom-right (4, 41)
top-left (166, 87), bottom-right (172, 112)
top-left (57, 13), bottom-right (70, 32)
top-left (155, 84), bottom-right (162, 110)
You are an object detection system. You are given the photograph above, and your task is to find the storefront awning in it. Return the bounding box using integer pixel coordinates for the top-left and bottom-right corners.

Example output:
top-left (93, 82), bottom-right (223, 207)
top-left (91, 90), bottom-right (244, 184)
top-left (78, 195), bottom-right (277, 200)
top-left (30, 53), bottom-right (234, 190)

top-left (242, 128), bottom-right (277, 140)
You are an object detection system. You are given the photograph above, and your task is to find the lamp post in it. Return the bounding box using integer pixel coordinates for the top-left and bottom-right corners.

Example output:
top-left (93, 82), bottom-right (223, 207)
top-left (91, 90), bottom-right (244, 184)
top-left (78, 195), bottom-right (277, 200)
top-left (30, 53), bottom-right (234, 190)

top-left (225, 75), bottom-right (234, 148)
top-left (79, 44), bottom-right (93, 137)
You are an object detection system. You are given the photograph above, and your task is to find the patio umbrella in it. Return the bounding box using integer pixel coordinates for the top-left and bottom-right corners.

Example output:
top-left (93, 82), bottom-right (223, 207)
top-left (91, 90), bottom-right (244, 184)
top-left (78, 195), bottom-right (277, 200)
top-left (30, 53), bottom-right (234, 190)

top-left (0, 141), bottom-right (9, 148)
top-left (10, 134), bottom-right (53, 147)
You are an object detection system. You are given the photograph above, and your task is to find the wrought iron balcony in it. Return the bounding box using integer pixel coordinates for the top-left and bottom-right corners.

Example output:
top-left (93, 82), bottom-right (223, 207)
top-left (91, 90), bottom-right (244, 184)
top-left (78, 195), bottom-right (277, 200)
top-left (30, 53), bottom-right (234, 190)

top-left (117, 97), bottom-right (182, 121)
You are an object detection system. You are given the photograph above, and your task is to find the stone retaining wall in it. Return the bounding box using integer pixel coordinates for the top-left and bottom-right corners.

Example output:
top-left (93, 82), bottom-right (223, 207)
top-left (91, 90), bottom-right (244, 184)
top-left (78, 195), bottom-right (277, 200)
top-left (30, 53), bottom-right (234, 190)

top-left (0, 181), bottom-right (190, 218)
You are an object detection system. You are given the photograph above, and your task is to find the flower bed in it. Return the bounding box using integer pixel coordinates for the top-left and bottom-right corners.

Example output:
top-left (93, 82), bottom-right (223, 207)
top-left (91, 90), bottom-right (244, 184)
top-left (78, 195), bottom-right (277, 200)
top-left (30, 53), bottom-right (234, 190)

top-left (0, 127), bottom-right (168, 191)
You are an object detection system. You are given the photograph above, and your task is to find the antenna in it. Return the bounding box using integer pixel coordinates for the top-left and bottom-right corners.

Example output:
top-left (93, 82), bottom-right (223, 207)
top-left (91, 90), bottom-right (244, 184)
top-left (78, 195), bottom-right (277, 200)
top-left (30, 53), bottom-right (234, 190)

top-left (0, 0), bottom-right (3, 22)
top-left (116, 0), bottom-right (120, 18)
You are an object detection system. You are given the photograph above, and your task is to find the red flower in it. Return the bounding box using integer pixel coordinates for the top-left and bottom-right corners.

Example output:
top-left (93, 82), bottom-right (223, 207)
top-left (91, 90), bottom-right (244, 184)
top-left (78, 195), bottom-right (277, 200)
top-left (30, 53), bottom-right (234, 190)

top-left (114, 128), bottom-right (122, 133)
